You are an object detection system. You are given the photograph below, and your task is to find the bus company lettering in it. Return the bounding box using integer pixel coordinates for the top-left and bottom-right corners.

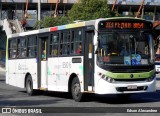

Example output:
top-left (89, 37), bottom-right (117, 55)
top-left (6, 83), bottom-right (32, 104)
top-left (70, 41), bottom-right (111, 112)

top-left (18, 64), bottom-right (28, 70)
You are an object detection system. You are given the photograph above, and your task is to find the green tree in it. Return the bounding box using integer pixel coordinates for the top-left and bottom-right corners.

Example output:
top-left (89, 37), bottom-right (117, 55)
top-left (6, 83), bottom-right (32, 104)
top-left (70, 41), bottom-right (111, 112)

top-left (34, 16), bottom-right (69, 29)
top-left (33, 0), bottom-right (119, 29)
top-left (33, 20), bottom-right (42, 29)
top-left (68, 0), bottom-right (115, 21)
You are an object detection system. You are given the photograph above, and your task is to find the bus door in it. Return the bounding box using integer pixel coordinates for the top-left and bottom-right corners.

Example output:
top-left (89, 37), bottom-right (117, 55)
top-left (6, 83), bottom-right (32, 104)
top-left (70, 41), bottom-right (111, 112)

top-left (38, 35), bottom-right (49, 89)
top-left (84, 30), bottom-right (94, 92)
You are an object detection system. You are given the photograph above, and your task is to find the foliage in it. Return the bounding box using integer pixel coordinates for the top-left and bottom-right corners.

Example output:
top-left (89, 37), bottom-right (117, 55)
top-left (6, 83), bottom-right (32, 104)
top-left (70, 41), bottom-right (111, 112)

top-left (33, 20), bottom-right (42, 29)
top-left (33, 0), bottom-right (119, 29)
top-left (68, 0), bottom-right (116, 22)
top-left (34, 16), bottom-right (69, 29)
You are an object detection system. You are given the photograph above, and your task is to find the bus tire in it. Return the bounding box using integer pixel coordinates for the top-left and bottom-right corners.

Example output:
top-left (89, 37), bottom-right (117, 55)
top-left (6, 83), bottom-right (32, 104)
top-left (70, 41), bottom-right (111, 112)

top-left (26, 75), bottom-right (35, 96)
top-left (71, 77), bottom-right (83, 102)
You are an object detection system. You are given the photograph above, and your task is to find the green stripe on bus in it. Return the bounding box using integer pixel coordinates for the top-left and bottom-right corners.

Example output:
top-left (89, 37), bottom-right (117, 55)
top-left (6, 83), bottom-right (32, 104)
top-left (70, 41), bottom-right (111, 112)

top-left (105, 70), bottom-right (155, 79)
top-left (79, 65), bottom-right (83, 75)
top-left (48, 68), bottom-right (51, 75)
top-left (6, 38), bottom-right (8, 60)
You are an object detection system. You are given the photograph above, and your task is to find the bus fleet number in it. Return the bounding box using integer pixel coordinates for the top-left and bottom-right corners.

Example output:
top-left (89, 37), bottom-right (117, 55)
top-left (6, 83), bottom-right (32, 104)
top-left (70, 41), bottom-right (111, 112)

top-left (62, 62), bottom-right (71, 68)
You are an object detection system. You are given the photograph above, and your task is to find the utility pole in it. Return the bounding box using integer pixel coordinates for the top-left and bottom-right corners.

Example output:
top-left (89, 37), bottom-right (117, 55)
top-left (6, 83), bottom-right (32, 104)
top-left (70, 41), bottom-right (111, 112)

top-left (54, 0), bottom-right (59, 17)
top-left (25, 0), bottom-right (29, 18)
top-left (38, 0), bottom-right (41, 21)
top-left (112, 0), bottom-right (117, 11)
top-left (135, 0), bottom-right (145, 18)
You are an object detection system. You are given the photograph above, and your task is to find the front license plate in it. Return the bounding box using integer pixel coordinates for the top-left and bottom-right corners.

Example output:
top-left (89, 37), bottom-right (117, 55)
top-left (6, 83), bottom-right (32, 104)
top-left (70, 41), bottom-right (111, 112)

top-left (127, 85), bottom-right (137, 90)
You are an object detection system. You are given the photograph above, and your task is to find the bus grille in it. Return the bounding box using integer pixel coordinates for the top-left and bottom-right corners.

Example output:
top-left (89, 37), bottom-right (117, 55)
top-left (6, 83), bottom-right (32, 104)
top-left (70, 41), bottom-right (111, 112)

top-left (116, 86), bottom-right (148, 92)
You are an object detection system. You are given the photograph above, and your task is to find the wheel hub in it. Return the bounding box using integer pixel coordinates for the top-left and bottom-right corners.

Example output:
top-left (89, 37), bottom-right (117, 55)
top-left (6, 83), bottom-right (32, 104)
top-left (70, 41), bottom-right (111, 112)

top-left (74, 83), bottom-right (80, 96)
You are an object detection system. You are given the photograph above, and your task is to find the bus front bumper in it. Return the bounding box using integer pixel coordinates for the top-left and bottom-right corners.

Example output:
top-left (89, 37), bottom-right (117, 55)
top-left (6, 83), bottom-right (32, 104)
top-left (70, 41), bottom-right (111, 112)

top-left (96, 78), bottom-right (156, 94)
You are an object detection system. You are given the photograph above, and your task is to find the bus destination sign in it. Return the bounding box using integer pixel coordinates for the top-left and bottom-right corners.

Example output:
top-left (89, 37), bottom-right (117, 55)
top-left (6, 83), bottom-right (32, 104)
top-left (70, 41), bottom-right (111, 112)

top-left (99, 21), bottom-right (152, 30)
top-left (106, 22), bottom-right (144, 29)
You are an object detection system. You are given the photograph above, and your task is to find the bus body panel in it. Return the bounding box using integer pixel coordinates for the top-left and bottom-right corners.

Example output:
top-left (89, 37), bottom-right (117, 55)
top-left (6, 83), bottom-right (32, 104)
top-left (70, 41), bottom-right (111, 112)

top-left (7, 59), bottom-right (38, 89)
top-left (47, 56), bottom-right (84, 92)
top-left (96, 78), bottom-right (156, 94)
top-left (56, 57), bottom-right (70, 91)
top-left (69, 56), bottom-right (84, 92)
top-left (41, 60), bottom-right (48, 88)
top-left (8, 60), bottom-right (16, 86)
top-left (25, 59), bottom-right (38, 89)
top-left (47, 58), bottom-right (58, 91)
top-left (15, 59), bottom-right (26, 88)
top-left (94, 65), bottom-right (156, 94)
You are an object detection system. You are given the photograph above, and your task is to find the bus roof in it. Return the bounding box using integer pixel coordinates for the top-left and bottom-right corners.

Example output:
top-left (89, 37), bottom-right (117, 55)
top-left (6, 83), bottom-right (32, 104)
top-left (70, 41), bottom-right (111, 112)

top-left (8, 17), bottom-right (151, 39)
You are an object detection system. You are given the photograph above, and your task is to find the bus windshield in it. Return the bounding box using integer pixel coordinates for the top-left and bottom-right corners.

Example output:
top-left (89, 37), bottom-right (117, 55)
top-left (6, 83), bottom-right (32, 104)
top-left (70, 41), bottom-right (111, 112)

top-left (97, 31), bottom-right (154, 66)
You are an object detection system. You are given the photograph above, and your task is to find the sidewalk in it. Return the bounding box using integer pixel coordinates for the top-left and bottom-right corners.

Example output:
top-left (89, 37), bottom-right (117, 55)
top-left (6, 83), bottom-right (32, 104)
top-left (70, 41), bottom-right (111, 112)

top-left (0, 61), bottom-right (5, 72)
top-left (0, 66), bottom-right (5, 72)
top-left (0, 65), bottom-right (5, 79)
top-left (0, 66), bottom-right (5, 80)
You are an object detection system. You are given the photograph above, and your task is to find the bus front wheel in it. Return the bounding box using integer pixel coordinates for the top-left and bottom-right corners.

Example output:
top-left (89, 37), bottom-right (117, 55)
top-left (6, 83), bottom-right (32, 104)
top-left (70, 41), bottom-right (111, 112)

top-left (26, 75), bottom-right (35, 96)
top-left (71, 77), bottom-right (83, 102)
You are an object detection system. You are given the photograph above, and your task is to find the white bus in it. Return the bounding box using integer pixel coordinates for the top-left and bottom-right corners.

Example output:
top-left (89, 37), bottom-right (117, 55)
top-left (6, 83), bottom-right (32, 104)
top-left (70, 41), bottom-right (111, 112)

top-left (6, 17), bottom-right (156, 101)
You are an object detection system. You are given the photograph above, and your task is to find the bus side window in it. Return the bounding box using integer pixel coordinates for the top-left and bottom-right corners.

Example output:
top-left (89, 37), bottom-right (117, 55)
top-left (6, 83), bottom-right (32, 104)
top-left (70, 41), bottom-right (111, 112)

top-left (17, 38), bottom-right (26, 58)
top-left (50, 33), bottom-right (59, 57)
top-left (11, 48), bottom-right (16, 58)
top-left (76, 43), bottom-right (82, 54)
top-left (42, 50), bottom-right (46, 60)
top-left (59, 31), bottom-right (70, 56)
top-left (27, 36), bottom-right (37, 58)
top-left (9, 39), bottom-right (17, 59)
top-left (73, 30), bottom-right (82, 55)
top-left (51, 45), bottom-right (58, 56)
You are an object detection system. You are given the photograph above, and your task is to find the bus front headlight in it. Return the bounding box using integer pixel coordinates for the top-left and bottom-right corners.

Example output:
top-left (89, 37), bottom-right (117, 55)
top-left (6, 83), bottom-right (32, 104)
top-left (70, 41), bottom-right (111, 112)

top-left (146, 75), bottom-right (155, 82)
top-left (101, 74), bottom-right (115, 83)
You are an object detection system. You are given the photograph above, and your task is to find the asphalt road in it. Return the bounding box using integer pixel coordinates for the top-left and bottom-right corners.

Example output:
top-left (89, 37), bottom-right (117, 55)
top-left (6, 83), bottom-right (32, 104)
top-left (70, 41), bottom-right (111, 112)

top-left (1, 71), bottom-right (160, 115)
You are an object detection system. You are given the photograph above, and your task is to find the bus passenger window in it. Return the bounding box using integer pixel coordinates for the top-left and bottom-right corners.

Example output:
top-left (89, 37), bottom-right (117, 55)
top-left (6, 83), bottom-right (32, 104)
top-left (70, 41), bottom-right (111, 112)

top-left (62, 44), bottom-right (69, 55)
top-left (27, 36), bottom-right (37, 58)
top-left (21, 49), bottom-right (26, 58)
top-left (10, 49), bottom-right (16, 58)
top-left (89, 43), bottom-right (92, 53)
top-left (9, 39), bottom-right (17, 59)
top-left (76, 43), bottom-right (82, 54)
top-left (42, 50), bottom-right (46, 60)
top-left (51, 46), bottom-right (58, 56)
